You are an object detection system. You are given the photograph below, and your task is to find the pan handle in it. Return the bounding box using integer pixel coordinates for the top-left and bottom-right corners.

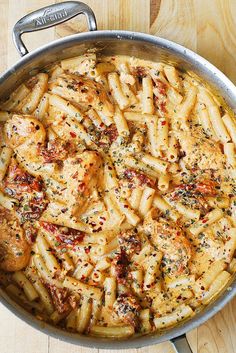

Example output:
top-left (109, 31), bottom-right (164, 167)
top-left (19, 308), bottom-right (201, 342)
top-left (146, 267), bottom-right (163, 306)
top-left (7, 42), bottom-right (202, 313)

top-left (171, 334), bottom-right (193, 353)
top-left (12, 1), bottom-right (97, 57)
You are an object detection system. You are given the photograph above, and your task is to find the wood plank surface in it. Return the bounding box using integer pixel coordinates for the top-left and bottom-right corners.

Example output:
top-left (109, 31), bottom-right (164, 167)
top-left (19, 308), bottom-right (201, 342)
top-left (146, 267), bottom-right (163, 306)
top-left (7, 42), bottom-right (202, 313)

top-left (0, 1), bottom-right (235, 353)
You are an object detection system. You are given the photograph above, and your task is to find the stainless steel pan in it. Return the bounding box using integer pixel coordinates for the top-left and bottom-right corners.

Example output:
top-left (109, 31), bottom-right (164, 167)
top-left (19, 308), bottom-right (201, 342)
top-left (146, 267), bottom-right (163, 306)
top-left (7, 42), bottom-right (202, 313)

top-left (0, 2), bottom-right (235, 352)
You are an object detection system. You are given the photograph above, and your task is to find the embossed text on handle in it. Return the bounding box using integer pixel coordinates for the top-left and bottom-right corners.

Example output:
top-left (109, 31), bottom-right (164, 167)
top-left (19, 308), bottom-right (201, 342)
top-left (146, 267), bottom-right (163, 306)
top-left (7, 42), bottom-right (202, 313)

top-left (34, 9), bottom-right (68, 27)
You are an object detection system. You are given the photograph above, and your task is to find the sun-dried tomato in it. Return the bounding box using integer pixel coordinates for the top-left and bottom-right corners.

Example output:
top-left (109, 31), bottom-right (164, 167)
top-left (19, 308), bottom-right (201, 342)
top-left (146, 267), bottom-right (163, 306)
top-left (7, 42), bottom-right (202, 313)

top-left (4, 160), bottom-right (43, 197)
top-left (44, 283), bottom-right (70, 314)
top-left (113, 294), bottom-right (141, 328)
top-left (103, 124), bottom-right (118, 143)
top-left (195, 180), bottom-right (218, 196)
top-left (131, 66), bottom-right (148, 78)
top-left (41, 222), bottom-right (85, 248)
top-left (112, 249), bottom-right (130, 284)
top-left (124, 169), bottom-right (155, 188)
top-left (154, 79), bottom-right (167, 95)
top-left (39, 139), bottom-right (70, 163)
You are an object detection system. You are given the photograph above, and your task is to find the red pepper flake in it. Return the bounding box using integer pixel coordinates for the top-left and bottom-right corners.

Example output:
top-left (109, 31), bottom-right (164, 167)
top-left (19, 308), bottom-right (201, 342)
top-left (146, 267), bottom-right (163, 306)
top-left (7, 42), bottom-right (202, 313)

top-left (202, 218), bottom-right (208, 224)
top-left (70, 132), bottom-right (77, 138)
top-left (41, 221), bottom-right (58, 233)
top-left (161, 120), bottom-right (166, 126)
top-left (195, 180), bottom-right (218, 196)
top-left (159, 101), bottom-right (167, 113)
top-left (72, 171), bottom-right (78, 179)
top-left (89, 222), bottom-right (96, 227)
top-left (155, 79), bottom-right (167, 95)
top-left (41, 222), bottom-right (84, 248)
top-left (103, 124), bottom-right (118, 143)
top-left (78, 182), bottom-right (86, 193)
top-left (93, 226), bottom-right (102, 233)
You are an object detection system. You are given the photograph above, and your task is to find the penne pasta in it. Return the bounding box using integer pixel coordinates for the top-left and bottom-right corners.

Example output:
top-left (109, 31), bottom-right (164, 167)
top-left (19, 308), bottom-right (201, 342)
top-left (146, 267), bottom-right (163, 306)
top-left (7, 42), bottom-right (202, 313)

top-left (104, 277), bottom-right (116, 310)
top-left (189, 209), bottom-right (223, 236)
top-left (20, 73), bottom-right (48, 114)
top-left (175, 85), bottom-right (197, 122)
top-left (12, 271), bottom-right (39, 302)
top-left (1, 84), bottom-right (30, 111)
top-left (49, 94), bottom-right (83, 121)
top-left (113, 105), bottom-right (129, 137)
top-left (201, 271), bottom-right (231, 305)
top-left (76, 296), bottom-right (92, 333)
top-left (0, 147), bottom-right (13, 181)
top-left (63, 276), bottom-right (103, 301)
top-left (164, 65), bottom-right (181, 90)
top-left (222, 113), bottom-right (236, 144)
top-left (108, 72), bottom-right (129, 110)
top-left (142, 76), bottom-right (154, 114)
top-left (90, 325), bottom-right (135, 338)
top-left (193, 260), bottom-right (226, 296)
top-left (138, 187), bottom-right (155, 217)
top-left (154, 304), bottom-right (193, 329)
top-left (143, 251), bottom-right (162, 290)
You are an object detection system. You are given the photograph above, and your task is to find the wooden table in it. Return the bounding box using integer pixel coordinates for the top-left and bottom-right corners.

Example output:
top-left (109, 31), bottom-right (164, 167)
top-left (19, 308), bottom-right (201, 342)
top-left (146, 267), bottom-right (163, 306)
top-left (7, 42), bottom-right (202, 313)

top-left (0, 1), bottom-right (235, 352)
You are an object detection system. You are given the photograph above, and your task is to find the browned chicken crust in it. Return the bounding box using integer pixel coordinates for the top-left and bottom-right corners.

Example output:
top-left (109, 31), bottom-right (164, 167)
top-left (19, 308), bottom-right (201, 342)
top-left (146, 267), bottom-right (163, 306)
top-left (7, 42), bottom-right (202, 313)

top-left (49, 74), bottom-right (114, 116)
top-left (0, 206), bottom-right (31, 272)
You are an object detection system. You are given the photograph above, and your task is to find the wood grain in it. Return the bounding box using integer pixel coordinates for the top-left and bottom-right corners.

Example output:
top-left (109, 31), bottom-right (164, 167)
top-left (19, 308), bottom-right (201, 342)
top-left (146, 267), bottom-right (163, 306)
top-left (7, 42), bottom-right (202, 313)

top-left (0, 1), bottom-right (235, 353)
top-left (196, 0), bottom-right (236, 83)
top-left (150, 0), bottom-right (197, 51)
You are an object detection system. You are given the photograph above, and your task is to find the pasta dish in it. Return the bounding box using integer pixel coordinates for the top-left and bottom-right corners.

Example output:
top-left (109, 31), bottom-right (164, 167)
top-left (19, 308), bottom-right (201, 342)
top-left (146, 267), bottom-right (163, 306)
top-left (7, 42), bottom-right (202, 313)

top-left (0, 53), bottom-right (235, 338)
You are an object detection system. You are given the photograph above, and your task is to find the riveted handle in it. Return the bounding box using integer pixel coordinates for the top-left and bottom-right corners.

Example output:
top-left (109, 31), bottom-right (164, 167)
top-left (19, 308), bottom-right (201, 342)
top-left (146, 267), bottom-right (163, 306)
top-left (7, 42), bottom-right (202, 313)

top-left (12, 1), bottom-right (97, 56)
top-left (171, 334), bottom-right (193, 353)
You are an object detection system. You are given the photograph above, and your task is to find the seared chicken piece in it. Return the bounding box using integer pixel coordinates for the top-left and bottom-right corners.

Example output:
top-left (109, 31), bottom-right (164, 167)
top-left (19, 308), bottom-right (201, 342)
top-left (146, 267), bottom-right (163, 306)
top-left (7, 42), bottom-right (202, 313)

top-left (113, 294), bottom-right (140, 328)
top-left (39, 138), bottom-right (71, 163)
top-left (3, 158), bottom-right (43, 198)
top-left (4, 114), bottom-right (45, 149)
top-left (176, 129), bottom-right (225, 171)
top-left (4, 115), bottom-right (102, 218)
top-left (59, 151), bottom-right (103, 216)
top-left (0, 206), bottom-right (31, 271)
top-left (49, 74), bottom-right (114, 116)
top-left (4, 114), bottom-right (56, 178)
top-left (143, 211), bottom-right (191, 276)
top-left (166, 180), bottom-right (218, 216)
top-left (3, 158), bottom-right (47, 223)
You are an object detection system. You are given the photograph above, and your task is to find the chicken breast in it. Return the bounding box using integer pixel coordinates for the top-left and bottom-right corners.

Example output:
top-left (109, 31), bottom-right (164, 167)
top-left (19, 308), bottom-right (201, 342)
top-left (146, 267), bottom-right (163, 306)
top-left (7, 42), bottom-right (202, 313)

top-left (143, 211), bottom-right (192, 276)
top-left (4, 114), bottom-right (56, 178)
top-left (4, 114), bottom-right (45, 149)
top-left (57, 151), bottom-right (103, 216)
top-left (0, 206), bottom-right (31, 271)
top-left (49, 74), bottom-right (114, 116)
top-left (176, 129), bottom-right (225, 171)
top-left (113, 294), bottom-right (140, 328)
